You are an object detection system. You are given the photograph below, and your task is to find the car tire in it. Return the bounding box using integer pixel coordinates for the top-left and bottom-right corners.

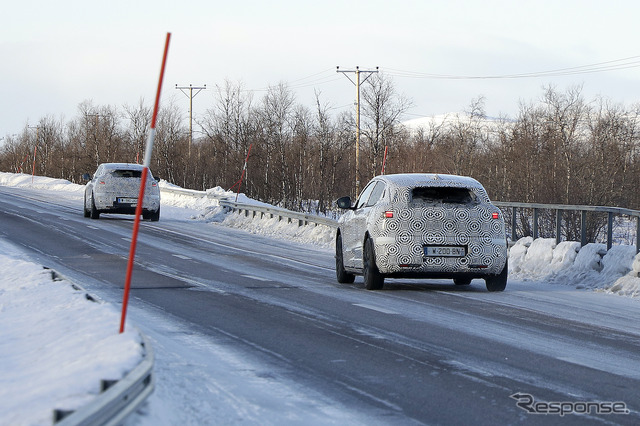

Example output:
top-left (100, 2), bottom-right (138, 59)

top-left (363, 237), bottom-right (384, 290)
top-left (83, 194), bottom-right (90, 218)
top-left (453, 278), bottom-right (472, 286)
top-left (90, 194), bottom-right (100, 219)
top-left (150, 207), bottom-right (160, 222)
top-left (485, 259), bottom-right (508, 292)
top-left (336, 234), bottom-right (355, 284)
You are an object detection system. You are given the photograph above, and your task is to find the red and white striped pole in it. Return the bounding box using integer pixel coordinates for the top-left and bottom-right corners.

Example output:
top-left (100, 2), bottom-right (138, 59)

top-left (31, 145), bottom-right (37, 184)
top-left (235, 144), bottom-right (252, 202)
top-left (120, 33), bottom-right (171, 333)
top-left (381, 145), bottom-right (388, 175)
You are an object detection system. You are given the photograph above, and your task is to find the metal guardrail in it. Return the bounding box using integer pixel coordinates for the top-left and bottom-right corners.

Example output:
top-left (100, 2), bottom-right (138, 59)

top-left (159, 186), bottom-right (338, 229)
top-left (158, 185), bottom-right (209, 198)
top-left (54, 332), bottom-right (154, 426)
top-left (219, 200), bottom-right (338, 228)
top-left (494, 201), bottom-right (640, 252)
top-left (160, 186), bottom-right (640, 251)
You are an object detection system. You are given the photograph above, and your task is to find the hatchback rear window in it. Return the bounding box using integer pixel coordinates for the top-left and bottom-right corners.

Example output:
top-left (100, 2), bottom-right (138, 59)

top-left (411, 186), bottom-right (475, 204)
top-left (111, 169), bottom-right (142, 178)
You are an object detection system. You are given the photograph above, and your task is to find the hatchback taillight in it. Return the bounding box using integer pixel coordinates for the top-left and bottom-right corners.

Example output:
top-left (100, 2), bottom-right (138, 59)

top-left (385, 211), bottom-right (394, 218)
top-left (492, 212), bottom-right (499, 219)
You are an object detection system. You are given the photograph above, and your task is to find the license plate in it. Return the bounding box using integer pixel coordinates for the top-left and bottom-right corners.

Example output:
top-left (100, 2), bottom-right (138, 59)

top-left (117, 197), bottom-right (137, 205)
top-left (424, 246), bottom-right (465, 257)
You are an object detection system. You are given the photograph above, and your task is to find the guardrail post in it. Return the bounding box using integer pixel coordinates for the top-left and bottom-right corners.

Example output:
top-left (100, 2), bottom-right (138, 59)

top-left (607, 212), bottom-right (613, 250)
top-left (581, 210), bottom-right (587, 247)
top-left (55, 333), bottom-right (155, 426)
top-left (555, 209), bottom-right (562, 244)
top-left (533, 208), bottom-right (539, 240)
top-left (511, 206), bottom-right (517, 240)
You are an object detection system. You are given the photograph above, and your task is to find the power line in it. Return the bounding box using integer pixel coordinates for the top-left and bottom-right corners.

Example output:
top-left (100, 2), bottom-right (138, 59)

top-left (211, 54), bottom-right (640, 102)
top-left (241, 70), bottom-right (341, 93)
top-left (382, 55), bottom-right (640, 80)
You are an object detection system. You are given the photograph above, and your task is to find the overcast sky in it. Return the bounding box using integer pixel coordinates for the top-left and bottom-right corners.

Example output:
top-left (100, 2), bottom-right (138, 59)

top-left (2, 0), bottom-right (640, 137)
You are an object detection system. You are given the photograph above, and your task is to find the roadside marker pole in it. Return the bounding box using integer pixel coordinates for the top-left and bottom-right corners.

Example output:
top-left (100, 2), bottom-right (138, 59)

top-left (229, 143), bottom-right (252, 202)
top-left (381, 145), bottom-right (388, 175)
top-left (31, 146), bottom-right (37, 184)
top-left (120, 33), bottom-right (171, 334)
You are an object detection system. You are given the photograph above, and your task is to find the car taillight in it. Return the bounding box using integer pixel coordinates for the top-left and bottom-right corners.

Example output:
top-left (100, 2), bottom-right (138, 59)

top-left (99, 181), bottom-right (106, 185)
top-left (385, 211), bottom-right (394, 218)
top-left (492, 212), bottom-right (499, 219)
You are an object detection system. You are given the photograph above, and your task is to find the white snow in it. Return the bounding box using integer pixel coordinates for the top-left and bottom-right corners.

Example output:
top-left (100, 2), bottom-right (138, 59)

top-left (0, 239), bottom-right (143, 426)
top-left (2, 171), bottom-right (640, 424)
top-left (508, 235), bottom-right (640, 296)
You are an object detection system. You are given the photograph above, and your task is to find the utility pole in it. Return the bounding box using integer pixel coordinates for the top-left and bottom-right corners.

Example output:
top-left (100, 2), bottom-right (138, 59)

top-left (175, 84), bottom-right (206, 158)
top-left (337, 66), bottom-right (378, 196)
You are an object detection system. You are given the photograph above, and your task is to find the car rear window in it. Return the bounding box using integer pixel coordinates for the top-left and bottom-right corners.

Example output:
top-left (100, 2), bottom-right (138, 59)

top-left (411, 186), bottom-right (475, 204)
top-left (111, 169), bottom-right (142, 178)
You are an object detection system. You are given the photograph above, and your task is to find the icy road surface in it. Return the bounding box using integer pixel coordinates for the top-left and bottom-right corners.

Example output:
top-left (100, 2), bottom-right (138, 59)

top-left (1, 182), bottom-right (639, 425)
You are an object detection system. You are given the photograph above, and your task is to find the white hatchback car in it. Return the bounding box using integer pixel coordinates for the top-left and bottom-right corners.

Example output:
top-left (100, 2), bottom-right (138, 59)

top-left (83, 163), bottom-right (160, 221)
top-left (335, 173), bottom-right (508, 291)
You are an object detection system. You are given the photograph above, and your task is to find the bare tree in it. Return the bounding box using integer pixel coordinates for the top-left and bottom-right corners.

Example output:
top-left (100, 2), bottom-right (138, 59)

top-left (154, 101), bottom-right (187, 185)
top-left (258, 82), bottom-right (296, 204)
top-left (200, 80), bottom-right (255, 189)
top-left (360, 73), bottom-right (413, 179)
top-left (123, 99), bottom-right (152, 164)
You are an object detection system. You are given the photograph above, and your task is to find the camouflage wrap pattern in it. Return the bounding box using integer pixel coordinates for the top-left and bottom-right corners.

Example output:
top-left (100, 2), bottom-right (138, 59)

top-left (338, 173), bottom-right (507, 277)
top-left (84, 163), bottom-right (160, 213)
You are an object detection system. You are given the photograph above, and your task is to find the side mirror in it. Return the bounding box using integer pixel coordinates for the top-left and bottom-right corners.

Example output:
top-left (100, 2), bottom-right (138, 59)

top-left (81, 173), bottom-right (91, 181)
top-left (336, 196), bottom-right (353, 210)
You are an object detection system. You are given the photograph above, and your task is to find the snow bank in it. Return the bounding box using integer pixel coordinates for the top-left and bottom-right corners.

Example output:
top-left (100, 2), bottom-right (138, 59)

top-left (0, 172), bottom-right (84, 195)
top-left (221, 210), bottom-right (335, 248)
top-left (0, 241), bottom-right (143, 426)
top-left (508, 236), bottom-right (640, 297)
top-left (607, 256), bottom-right (640, 297)
top-left (157, 179), bottom-right (335, 247)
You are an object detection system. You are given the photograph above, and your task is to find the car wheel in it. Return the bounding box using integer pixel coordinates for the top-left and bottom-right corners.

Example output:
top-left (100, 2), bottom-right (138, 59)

top-left (453, 278), bottom-right (472, 286)
top-left (90, 194), bottom-right (100, 219)
top-left (150, 206), bottom-right (160, 222)
top-left (363, 237), bottom-right (384, 290)
top-left (485, 259), bottom-right (508, 292)
top-left (336, 233), bottom-right (355, 284)
top-left (83, 194), bottom-right (90, 218)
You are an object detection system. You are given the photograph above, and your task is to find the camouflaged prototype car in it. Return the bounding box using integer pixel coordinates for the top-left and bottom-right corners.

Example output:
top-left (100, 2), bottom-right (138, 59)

top-left (83, 163), bottom-right (160, 221)
top-left (335, 173), bottom-right (508, 291)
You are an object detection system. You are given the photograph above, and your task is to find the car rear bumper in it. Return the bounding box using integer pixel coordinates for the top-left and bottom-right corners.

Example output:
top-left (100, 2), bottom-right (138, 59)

top-left (373, 236), bottom-right (507, 275)
top-left (94, 193), bottom-right (160, 212)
